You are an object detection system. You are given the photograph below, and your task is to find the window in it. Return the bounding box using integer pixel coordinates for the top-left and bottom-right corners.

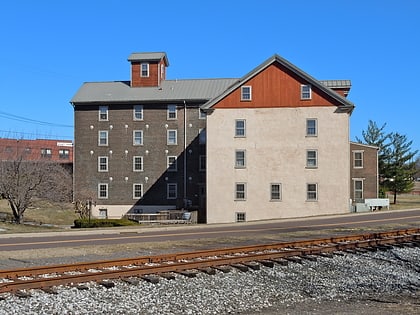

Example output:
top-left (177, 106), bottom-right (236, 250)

top-left (235, 150), bottom-right (246, 168)
top-left (199, 155), bottom-right (206, 171)
top-left (353, 151), bottom-right (364, 168)
top-left (301, 84), bottom-right (312, 100)
top-left (354, 179), bottom-right (363, 202)
top-left (167, 183), bottom-right (177, 199)
top-left (306, 150), bottom-right (318, 168)
top-left (167, 130), bottom-right (177, 145)
top-left (236, 212), bottom-right (246, 222)
top-left (199, 128), bottom-right (206, 145)
top-left (270, 183), bottom-right (282, 201)
top-left (306, 119), bottom-right (317, 136)
top-left (241, 86), bottom-right (252, 101)
top-left (235, 119), bottom-right (246, 137)
top-left (99, 106), bottom-right (108, 121)
top-left (167, 104), bottom-right (177, 119)
top-left (98, 209), bottom-right (108, 219)
top-left (59, 149), bottom-right (70, 159)
top-left (307, 183), bottom-right (318, 201)
top-left (98, 183), bottom-right (108, 199)
top-left (235, 183), bottom-right (246, 200)
top-left (167, 156), bottom-right (177, 171)
top-left (133, 105), bottom-right (143, 120)
top-left (98, 130), bottom-right (108, 146)
top-left (141, 63), bottom-right (149, 77)
top-left (133, 156), bottom-right (143, 171)
top-left (133, 130), bottom-right (143, 145)
top-left (98, 156), bottom-right (108, 172)
top-left (40, 148), bottom-right (52, 158)
top-left (199, 109), bottom-right (206, 119)
top-left (133, 184), bottom-right (143, 199)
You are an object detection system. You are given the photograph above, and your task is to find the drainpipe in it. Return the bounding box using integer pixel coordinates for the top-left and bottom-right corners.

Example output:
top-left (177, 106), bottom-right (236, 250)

top-left (183, 100), bottom-right (187, 208)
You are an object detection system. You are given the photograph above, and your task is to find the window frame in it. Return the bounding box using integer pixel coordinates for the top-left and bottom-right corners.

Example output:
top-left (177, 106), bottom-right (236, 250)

top-left (167, 156), bottom-right (177, 172)
top-left (270, 183), bottom-right (282, 201)
top-left (133, 156), bottom-right (144, 172)
top-left (98, 156), bottom-right (108, 172)
top-left (133, 130), bottom-right (143, 146)
top-left (306, 183), bottom-right (318, 201)
top-left (235, 212), bottom-right (246, 222)
top-left (167, 183), bottom-right (177, 199)
top-left (167, 129), bottom-right (177, 145)
top-left (241, 86), bottom-right (252, 101)
top-left (167, 104), bottom-right (177, 120)
top-left (98, 183), bottom-right (108, 199)
top-left (59, 149), bottom-right (70, 159)
top-left (235, 182), bottom-right (247, 200)
top-left (99, 105), bottom-right (108, 121)
top-left (353, 151), bottom-right (364, 168)
top-left (301, 84), bottom-right (312, 100)
top-left (199, 109), bottom-right (206, 119)
top-left (98, 130), bottom-right (108, 146)
top-left (235, 119), bottom-right (246, 137)
top-left (235, 149), bottom-right (246, 168)
top-left (353, 179), bottom-right (364, 201)
top-left (199, 155), bottom-right (206, 172)
top-left (306, 149), bottom-right (318, 168)
top-left (133, 105), bottom-right (144, 121)
top-left (140, 63), bottom-right (149, 77)
top-left (306, 118), bottom-right (317, 137)
top-left (40, 148), bottom-right (52, 158)
top-left (133, 183), bottom-right (143, 199)
top-left (199, 128), bottom-right (206, 145)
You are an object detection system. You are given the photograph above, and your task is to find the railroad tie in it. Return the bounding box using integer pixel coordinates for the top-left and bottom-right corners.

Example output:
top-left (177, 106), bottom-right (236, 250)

top-left (270, 258), bottom-right (288, 266)
top-left (98, 280), bottom-right (115, 289)
top-left (159, 273), bottom-right (176, 280)
top-left (258, 260), bottom-right (275, 268)
top-left (231, 264), bottom-right (249, 272)
top-left (198, 267), bottom-right (216, 275)
top-left (214, 265), bottom-right (232, 273)
top-left (176, 270), bottom-right (198, 278)
top-left (141, 275), bottom-right (160, 283)
top-left (302, 255), bottom-right (317, 262)
top-left (15, 290), bottom-right (31, 298)
top-left (242, 262), bottom-right (260, 271)
top-left (42, 287), bottom-right (58, 295)
top-left (286, 256), bottom-right (303, 264)
top-left (121, 278), bottom-right (139, 285)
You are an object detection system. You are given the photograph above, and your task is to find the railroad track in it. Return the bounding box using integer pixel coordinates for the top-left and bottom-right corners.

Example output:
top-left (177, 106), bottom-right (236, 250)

top-left (1, 228), bottom-right (419, 296)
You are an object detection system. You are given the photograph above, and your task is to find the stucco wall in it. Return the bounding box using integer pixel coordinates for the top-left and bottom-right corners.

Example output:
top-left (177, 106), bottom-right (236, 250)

top-left (206, 106), bottom-right (350, 223)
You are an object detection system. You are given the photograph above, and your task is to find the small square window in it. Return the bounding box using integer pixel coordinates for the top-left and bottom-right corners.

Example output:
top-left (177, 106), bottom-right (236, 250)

top-left (241, 86), bottom-right (252, 101)
top-left (167, 130), bottom-right (177, 145)
top-left (271, 183), bottom-right (282, 201)
top-left (236, 212), bottom-right (246, 222)
top-left (167, 156), bottom-right (177, 171)
top-left (235, 150), bottom-right (246, 168)
top-left (307, 183), bottom-right (318, 201)
top-left (301, 84), bottom-right (312, 100)
top-left (133, 105), bottom-right (143, 120)
top-left (306, 150), bottom-right (318, 168)
top-left (141, 63), bottom-right (149, 77)
top-left (167, 104), bottom-right (177, 119)
top-left (133, 130), bottom-right (143, 145)
top-left (306, 119), bottom-right (317, 136)
top-left (235, 183), bottom-right (246, 200)
top-left (235, 119), bottom-right (246, 137)
top-left (353, 151), bottom-right (364, 168)
top-left (98, 208), bottom-right (108, 219)
top-left (99, 106), bottom-right (108, 121)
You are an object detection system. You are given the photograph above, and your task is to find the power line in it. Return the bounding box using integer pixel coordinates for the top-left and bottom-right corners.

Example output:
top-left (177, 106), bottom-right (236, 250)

top-left (0, 110), bottom-right (73, 128)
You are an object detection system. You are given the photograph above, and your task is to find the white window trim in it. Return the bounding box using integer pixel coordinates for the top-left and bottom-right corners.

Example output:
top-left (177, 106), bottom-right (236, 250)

top-left (235, 119), bottom-right (246, 137)
top-left (306, 118), bottom-right (317, 137)
top-left (199, 109), bottom-right (206, 119)
top-left (98, 130), bottom-right (108, 146)
top-left (167, 130), bottom-right (177, 145)
top-left (133, 183), bottom-right (143, 199)
top-left (301, 84), bottom-right (312, 100)
top-left (140, 63), bottom-right (149, 77)
top-left (235, 212), bottom-right (246, 222)
top-left (99, 106), bottom-right (108, 121)
top-left (353, 150), bottom-right (364, 168)
top-left (270, 183), bottom-right (282, 201)
top-left (98, 156), bottom-right (108, 172)
top-left (306, 183), bottom-right (318, 201)
top-left (133, 156), bottom-right (143, 172)
top-left (167, 156), bottom-right (177, 172)
top-left (235, 182), bottom-right (247, 200)
top-left (167, 183), bottom-right (177, 199)
top-left (167, 104), bottom-right (177, 120)
top-left (353, 178), bottom-right (364, 201)
top-left (133, 105), bottom-right (144, 121)
top-left (133, 130), bottom-right (143, 146)
top-left (241, 86), bottom-right (252, 101)
top-left (306, 149), bottom-right (318, 168)
top-left (98, 183), bottom-right (108, 199)
top-left (235, 150), bottom-right (246, 168)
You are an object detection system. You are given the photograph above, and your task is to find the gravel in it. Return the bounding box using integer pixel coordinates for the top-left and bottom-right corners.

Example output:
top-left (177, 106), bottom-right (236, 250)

top-left (0, 246), bottom-right (419, 314)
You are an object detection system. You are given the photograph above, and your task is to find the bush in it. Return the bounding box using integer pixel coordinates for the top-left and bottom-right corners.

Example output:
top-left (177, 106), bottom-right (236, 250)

top-left (73, 218), bottom-right (137, 228)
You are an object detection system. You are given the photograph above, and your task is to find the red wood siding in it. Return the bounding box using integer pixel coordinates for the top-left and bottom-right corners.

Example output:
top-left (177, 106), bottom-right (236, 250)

top-left (214, 63), bottom-right (343, 109)
top-left (131, 60), bottom-right (166, 87)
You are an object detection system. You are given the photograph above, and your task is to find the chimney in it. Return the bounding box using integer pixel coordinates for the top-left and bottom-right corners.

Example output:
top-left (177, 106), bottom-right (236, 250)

top-left (128, 52), bottom-right (169, 88)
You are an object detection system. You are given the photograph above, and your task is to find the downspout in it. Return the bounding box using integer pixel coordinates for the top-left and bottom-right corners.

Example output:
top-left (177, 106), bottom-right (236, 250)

top-left (183, 100), bottom-right (187, 207)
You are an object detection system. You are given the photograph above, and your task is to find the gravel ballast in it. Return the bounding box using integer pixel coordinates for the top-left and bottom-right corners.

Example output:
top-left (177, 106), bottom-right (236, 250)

top-left (0, 246), bottom-right (419, 314)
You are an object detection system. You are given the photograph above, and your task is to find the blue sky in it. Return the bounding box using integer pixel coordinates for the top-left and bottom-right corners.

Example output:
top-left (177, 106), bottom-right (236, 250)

top-left (0, 0), bottom-right (419, 154)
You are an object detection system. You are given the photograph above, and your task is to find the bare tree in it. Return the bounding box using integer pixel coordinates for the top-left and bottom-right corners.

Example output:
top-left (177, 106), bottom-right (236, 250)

top-left (0, 158), bottom-right (72, 224)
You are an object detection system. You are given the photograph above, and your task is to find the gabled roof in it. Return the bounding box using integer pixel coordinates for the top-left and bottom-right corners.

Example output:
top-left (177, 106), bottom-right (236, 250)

top-left (127, 52), bottom-right (169, 66)
top-left (70, 79), bottom-right (238, 104)
top-left (201, 54), bottom-right (355, 113)
top-left (350, 141), bottom-right (379, 150)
